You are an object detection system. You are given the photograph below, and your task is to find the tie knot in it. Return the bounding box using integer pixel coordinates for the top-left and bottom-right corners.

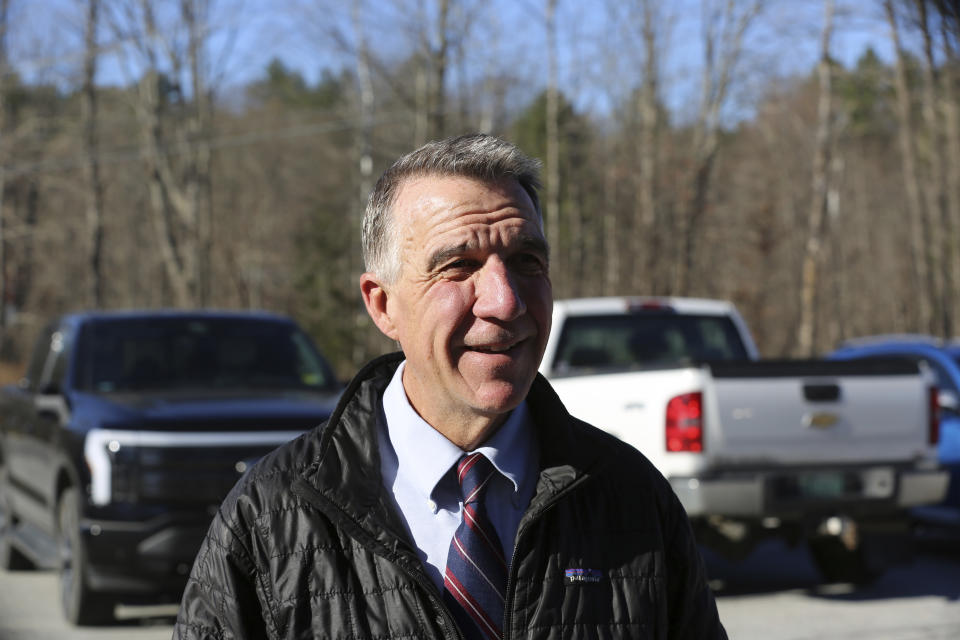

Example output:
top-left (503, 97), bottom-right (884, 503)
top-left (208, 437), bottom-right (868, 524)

top-left (456, 453), bottom-right (496, 505)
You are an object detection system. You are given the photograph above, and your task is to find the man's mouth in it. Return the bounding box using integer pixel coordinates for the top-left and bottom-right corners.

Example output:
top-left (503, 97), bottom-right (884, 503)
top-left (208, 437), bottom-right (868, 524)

top-left (466, 339), bottom-right (525, 354)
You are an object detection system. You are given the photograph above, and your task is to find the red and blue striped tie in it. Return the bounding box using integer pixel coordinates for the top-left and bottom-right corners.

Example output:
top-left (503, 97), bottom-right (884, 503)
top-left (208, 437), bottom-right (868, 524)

top-left (443, 453), bottom-right (507, 640)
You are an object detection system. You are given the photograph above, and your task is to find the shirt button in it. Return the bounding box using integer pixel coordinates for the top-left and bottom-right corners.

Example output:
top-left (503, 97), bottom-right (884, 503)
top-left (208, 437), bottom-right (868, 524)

top-left (427, 499), bottom-right (438, 513)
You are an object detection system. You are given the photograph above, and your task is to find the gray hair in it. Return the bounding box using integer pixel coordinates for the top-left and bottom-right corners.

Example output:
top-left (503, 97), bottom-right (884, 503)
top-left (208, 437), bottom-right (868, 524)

top-left (362, 133), bottom-right (543, 283)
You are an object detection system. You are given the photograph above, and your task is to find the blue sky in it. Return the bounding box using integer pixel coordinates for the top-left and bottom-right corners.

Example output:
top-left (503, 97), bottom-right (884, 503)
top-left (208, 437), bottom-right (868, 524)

top-left (9, 0), bottom-right (900, 122)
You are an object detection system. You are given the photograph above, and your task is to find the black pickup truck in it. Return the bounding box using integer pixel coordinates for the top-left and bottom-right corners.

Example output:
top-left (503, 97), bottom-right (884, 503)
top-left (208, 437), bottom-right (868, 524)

top-left (0, 310), bottom-right (340, 625)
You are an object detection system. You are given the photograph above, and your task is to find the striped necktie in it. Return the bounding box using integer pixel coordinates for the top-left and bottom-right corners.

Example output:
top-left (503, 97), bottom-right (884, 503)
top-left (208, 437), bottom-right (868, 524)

top-left (443, 453), bottom-right (507, 640)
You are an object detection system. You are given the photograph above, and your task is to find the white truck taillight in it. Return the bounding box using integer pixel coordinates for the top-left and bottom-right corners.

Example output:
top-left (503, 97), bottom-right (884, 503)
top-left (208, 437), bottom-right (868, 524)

top-left (929, 387), bottom-right (940, 446)
top-left (666, 392), bottom-right (703, 452)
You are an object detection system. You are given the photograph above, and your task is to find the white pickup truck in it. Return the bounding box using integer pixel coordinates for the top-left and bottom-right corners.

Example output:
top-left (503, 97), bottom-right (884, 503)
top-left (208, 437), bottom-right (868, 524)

top-left (541, 296), bottom-right (950, 582)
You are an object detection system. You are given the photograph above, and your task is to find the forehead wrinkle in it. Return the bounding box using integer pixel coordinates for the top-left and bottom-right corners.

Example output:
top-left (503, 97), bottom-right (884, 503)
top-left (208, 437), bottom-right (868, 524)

top-left (393, 175), bottom-right (543, 277)
top-left (424, 229), bottom-right (548, 274)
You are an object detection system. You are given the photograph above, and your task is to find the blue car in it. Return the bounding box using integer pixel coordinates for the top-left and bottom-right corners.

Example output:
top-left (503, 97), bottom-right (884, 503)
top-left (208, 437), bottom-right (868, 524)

top-left (830, 335), bottom-right (960, 509)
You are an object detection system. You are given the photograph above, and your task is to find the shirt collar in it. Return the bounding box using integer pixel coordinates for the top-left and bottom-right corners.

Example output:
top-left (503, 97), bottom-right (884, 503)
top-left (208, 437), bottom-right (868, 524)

top-left (381, 360), bottom-right (534, 501)
top-left (473, 400), bottom-right (532, 495)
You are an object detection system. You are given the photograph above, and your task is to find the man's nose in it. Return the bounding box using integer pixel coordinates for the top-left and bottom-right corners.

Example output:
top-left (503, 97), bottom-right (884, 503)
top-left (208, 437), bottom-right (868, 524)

top-left (474, 257), bottom-right (526, 321)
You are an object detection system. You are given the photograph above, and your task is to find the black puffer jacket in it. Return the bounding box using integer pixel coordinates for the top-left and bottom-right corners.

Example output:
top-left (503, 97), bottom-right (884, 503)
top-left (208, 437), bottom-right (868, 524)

top-left (173, 354), bottom-right (727, 640)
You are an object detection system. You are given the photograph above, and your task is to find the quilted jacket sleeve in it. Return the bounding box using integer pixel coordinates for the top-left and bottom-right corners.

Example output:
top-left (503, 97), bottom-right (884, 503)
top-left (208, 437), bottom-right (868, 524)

top-left (663, 489), bottom-right (728, 640)
top-left (173, 505), bottom-right (275, 640)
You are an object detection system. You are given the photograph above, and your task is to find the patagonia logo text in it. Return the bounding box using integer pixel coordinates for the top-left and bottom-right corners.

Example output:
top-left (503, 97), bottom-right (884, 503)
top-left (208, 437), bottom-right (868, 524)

top-left (564, 568), bottom-right (602, 584)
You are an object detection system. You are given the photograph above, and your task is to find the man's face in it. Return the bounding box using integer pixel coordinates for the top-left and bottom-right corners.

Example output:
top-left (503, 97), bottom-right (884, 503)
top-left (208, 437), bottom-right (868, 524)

top-left (370, 175), bottom-right (552, 429)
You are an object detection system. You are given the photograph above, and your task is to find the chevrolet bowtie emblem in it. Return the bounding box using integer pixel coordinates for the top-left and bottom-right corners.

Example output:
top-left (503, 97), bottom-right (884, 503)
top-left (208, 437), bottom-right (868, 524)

top-left (804, 412), bottom-right (839, 429)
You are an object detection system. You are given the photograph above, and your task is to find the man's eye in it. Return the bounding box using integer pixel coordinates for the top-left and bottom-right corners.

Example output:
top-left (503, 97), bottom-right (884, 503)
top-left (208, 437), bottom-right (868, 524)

top-left (514, 253), bottom-right (546, 272)
top-left (444, 259), bottom-right (476, 271)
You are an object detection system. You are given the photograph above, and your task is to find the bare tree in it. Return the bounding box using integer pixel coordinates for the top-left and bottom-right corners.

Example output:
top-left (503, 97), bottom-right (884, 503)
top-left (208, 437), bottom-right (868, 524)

top-left (601, 136), bottom-right (620, 295)
top-left (410, 0), bottom-right (452, 144)
top-left (675, 0), bottom-right (763, 295)
top-left (545, 0), bottom-right (560, 265)
top-left (9, 0), bottom-right (960, 375)
top-left (796, 0), bottom-right (835, 356)
top-left (886, 0), bottom-right (935, 331)
top-left (0, 0), bottom-right (9, 332)
top-left (936, 0), bottom-right (960, 325)
top-left (431, 0), bottom-right (450, 139)
top-left (353, 0), bottom-right (377, 363)
top-left (183, 0), bottom-right (214, 306)
top-left (915, 0), bottom-right (953, 336)
top-left (635, 0), bottom-right (665, 294)
top-left (107, 0), bottom-right (217, 307)
top-left (81, 0), bottom-right (106, 309)
top-left (596, 0), bottom-right (670, 296)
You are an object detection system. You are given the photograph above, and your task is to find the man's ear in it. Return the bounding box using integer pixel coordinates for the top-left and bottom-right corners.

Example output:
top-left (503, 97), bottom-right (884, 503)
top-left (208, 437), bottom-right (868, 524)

top-left (360, 272), bottom-right (400, 341)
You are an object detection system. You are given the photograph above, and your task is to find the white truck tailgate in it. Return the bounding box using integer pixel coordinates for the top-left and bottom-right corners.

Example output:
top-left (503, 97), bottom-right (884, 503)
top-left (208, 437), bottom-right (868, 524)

top-left (706, 360), bottom-right (932, 466)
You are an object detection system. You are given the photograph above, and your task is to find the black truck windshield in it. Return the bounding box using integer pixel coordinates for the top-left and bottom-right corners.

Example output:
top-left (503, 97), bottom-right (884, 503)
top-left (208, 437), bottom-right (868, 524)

top-left (75, 317), bottom-right (337, 392)
top-left (552, 312), bottom-right (750, 374)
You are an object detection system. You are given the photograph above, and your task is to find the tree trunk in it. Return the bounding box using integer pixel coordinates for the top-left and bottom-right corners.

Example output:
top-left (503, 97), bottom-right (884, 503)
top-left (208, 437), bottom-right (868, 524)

top-left (545, 0), bottom-right (561, 275)
top-left (412, 0), bottom-right (449, 144)
top-left (414, 64), bottom-right (428, 146)
top-left (133, 1), bottom-right (194, 306)
top-left (603, 148), bottom-right (619, 295)
top-left (0, 0), bottom-right (9, 330)
top-left (137, 69), bottom-right (194, 307)
top-left (637, 0), bottom-right (661, 294)
top-left (676, 0), bottom-right (761, 295)
top-left (82, 0), bottom-right (106, 309)
top-left (917, 0), bottom-right (953, 336)
top-left (120, 0), bottom-right (221, 308)
top-left (886, 0), bottom-right (934, 332)
top-left (940, 7), bottom-right (960, 328)
top-left (569, 176), bottom-right (583, 295)
top-left (184, 0), bottom-right (214, 307)
top-left (796, 0), bottom-right (834, 357)
top-left (431, 0), bottom-right (449, 140)
top-left (353, 0), bottom-right (376, 363)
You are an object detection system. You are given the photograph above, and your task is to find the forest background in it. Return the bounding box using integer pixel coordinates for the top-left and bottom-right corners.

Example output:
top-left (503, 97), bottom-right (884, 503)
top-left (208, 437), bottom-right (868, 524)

top-left (0, 0), bottom-right (958, 380)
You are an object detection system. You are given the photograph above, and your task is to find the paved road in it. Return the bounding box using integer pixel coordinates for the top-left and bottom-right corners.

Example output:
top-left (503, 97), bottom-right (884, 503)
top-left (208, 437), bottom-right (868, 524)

top-left (1, 542), bottom-right (958, 639)
top-left (0, 567), bottom-right (176, 640)
top-left (709, 541), bottom-right (960, 639)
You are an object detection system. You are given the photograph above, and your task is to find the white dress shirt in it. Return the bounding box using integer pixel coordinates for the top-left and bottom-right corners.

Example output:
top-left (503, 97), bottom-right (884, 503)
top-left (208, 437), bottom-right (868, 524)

top-left (378, 361), bottom-right (539, 591)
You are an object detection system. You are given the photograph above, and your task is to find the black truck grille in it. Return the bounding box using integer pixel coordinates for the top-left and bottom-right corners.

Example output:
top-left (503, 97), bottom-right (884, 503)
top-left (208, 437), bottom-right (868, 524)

top-left (111, 444), bottom-right (279, 505)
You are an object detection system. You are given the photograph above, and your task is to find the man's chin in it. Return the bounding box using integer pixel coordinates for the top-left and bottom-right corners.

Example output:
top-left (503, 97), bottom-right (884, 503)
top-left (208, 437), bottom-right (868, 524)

top-left (467, 378), bottom-right (534, 416)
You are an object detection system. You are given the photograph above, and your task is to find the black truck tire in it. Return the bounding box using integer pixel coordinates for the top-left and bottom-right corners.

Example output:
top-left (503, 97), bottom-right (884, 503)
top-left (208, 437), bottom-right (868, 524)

top-left (57, 487), bottom-right (115, 625)
top-left (807, 535), bottom-right (883, 585)
top-left (0, 463), bottom-right (34, 571)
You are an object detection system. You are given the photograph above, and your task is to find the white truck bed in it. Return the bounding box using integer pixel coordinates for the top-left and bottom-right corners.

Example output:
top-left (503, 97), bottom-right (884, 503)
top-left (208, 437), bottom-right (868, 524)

top-left (541, 297), bottom-right (948, 581)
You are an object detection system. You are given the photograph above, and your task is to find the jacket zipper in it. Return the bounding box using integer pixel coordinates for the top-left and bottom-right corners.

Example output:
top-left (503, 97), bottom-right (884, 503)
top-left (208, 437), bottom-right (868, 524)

top-left (291, 478), bottom-right (463, 640)
top-left (502, 472), bottom-right (594, 640)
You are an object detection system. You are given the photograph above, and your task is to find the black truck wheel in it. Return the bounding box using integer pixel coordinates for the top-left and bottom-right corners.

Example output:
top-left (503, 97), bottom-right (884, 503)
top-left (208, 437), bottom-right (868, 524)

top-left (0, 463), bottom-right (33, 571)
top-left (57, 487), bottom-right (115, 625)
top-left (807, 535), bottom-right (883, 585)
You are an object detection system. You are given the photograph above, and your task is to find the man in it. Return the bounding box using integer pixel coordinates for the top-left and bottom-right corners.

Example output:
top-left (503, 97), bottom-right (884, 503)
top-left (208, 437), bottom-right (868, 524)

top-left (173, 134), bottom-right (727, 639)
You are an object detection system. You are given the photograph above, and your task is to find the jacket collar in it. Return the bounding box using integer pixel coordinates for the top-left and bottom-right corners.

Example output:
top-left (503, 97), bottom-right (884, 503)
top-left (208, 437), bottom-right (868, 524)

top-left (300, 353), bottom-right (412, 558)
top-left (298, 352), bottom-right (608, 557)
top-left (524, 366), bottom-right (611, 515)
